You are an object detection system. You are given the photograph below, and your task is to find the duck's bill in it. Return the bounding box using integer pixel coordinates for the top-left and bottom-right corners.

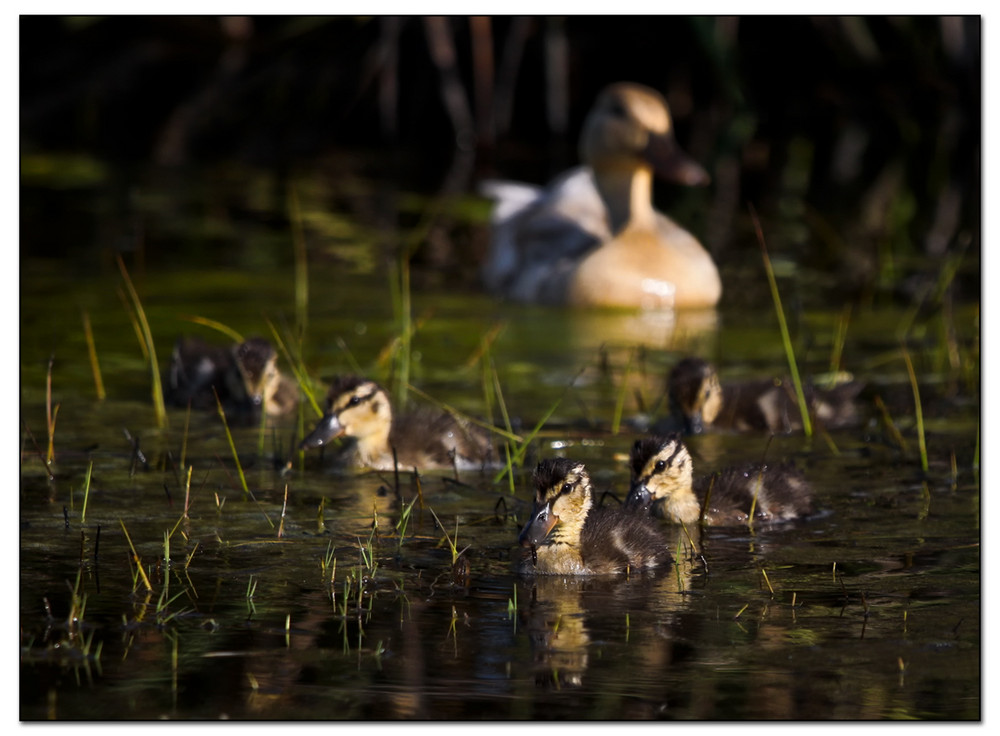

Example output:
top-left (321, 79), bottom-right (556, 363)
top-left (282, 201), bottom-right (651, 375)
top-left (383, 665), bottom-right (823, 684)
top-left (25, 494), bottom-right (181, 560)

top-left (624, 482), bottom-right (654, 512)
top-left (643, 133), bottom-right (710, 187)
top-left (299, 414), bottom-right (343, 449)
top-left (684, 411), bottom-right (706, 435)
top-left (518, 503), bottom-right (559, 547)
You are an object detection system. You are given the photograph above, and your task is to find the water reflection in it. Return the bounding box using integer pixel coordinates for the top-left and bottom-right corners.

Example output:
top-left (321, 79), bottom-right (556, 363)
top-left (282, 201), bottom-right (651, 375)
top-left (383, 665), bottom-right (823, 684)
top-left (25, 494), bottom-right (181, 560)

top-left (518, 560), bottom-right (694, 693)
top-left (564, 307), bottom-right (720, 353)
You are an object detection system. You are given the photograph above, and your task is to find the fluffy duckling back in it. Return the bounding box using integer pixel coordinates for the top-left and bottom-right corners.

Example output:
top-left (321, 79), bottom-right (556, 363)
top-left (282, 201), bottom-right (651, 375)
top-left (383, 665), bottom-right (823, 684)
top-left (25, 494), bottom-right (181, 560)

top-left (519, 457), bottom-right (671, 575)
top-left (667, 357), bottom-right (863, 435)
top-left (299, 375), bottom-right (494, 471)
top-left (481, 82), bottom-right (720, 309)
top-left (626, 435), bottom-right (813, 527)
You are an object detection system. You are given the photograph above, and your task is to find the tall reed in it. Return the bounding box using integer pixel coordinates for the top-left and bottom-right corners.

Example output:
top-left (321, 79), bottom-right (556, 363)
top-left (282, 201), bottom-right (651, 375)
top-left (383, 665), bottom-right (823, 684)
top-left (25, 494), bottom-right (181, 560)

top-left (82, 311), bottom-right (106, 401)
top-left (117, 254), bottom-right (167, 428)
top-left (902, 348), bottom-right (929, 473)
top-left (750, 209), bottom-right (812, 437)
top-left (213, 388), bottom-right (250, 497)
top-left (45, 355), bottom-right (58, 465)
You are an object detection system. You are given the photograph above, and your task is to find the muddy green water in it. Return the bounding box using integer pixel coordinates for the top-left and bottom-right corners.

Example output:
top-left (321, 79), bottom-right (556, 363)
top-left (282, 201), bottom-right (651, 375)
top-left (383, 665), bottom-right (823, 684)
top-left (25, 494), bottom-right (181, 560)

top-left (19, 163), bottom-right (980, 720)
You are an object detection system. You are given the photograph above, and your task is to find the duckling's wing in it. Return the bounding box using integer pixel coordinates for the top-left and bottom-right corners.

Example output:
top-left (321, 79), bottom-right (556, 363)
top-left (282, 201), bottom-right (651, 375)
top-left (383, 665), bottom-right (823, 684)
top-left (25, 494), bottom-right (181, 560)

top-left (808, 380), bottom-right (866, 429)
top-left (392, 407), bottom-right (494, 469)
top-left (719, 380), bottom-right (791, 432)
top-left (697, 464), bottom-right (813, 525)
top-left (581, 506), bottom-right (671, 573)
top-left (480, 167), bottom-right (610, 301)
top-left (166, 337), bottom-right (235, 409)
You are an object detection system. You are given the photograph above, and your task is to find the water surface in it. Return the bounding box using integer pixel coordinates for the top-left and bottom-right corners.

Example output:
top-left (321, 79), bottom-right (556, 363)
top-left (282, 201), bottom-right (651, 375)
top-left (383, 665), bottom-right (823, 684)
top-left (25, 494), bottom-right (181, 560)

top-left (19, 163), bottom-right (980, 720)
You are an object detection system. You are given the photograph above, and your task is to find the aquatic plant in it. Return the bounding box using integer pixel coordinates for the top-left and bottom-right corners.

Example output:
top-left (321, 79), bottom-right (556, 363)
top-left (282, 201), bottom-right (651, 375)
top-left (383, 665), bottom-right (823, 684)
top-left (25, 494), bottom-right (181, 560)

top-left (751, 208), bottom-right (812, 437)
top-left (116, 254), bottom-right (167, 428)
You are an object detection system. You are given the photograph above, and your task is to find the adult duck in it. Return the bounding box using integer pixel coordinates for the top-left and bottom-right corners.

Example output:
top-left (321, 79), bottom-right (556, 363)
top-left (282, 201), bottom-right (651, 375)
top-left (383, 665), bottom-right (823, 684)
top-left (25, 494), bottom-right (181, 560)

top-left (481, 81), bottom-right (720, 309)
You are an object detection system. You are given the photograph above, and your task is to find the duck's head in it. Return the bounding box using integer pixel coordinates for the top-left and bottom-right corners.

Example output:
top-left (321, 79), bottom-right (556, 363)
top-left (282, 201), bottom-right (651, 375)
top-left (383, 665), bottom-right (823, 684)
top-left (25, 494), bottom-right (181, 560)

top-left (519, 458), bottom-right (594, 548)
top-left (579, 82), bottom-right (709, 187)
top-left (625, 435), bottom-right (697, 522)
top-left (668, 357), bottom-right (723, 434)
top-left (299, 376), bottom-right (392, 450)
top-left (234, 338), bottom-right (280, 408)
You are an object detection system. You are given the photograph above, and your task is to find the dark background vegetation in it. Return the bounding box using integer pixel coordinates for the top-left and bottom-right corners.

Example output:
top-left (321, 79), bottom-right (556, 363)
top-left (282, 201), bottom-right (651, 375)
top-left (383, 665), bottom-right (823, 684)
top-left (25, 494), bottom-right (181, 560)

top-left (20, 15), bottom-right (981, 298)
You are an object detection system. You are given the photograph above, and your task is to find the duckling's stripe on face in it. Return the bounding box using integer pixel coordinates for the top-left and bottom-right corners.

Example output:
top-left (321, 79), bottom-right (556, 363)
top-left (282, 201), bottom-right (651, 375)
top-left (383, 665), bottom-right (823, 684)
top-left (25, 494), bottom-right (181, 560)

top-left (331, 384), bottom-right (380, 415)
top-left (533, 457), bottom-right (588, 500)
top-left (630, 435), bottom-right (685, 482)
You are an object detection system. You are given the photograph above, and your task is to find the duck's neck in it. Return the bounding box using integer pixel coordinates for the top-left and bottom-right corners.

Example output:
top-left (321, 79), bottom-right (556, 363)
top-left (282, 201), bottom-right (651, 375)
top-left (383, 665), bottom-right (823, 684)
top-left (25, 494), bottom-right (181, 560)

top-left (592, 163), bottom-right (656, 234)
top-left (357, 419), bottom-right (394, 466)
top-left (662, 491), bottom-right (701, 526)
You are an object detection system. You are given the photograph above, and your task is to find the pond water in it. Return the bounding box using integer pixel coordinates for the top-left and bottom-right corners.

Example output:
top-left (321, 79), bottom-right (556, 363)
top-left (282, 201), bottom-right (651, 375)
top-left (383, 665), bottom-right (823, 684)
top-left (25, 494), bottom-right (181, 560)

top-left (19, 160), bottom-right (980, 720)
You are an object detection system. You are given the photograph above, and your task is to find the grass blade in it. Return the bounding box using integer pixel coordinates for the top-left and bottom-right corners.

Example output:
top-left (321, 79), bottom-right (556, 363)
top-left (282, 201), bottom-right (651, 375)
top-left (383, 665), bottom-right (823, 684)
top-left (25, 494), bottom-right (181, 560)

top-left (177, 315), bottom-right (244, 343)
top-left (213, 388), bottom-right (250, 497)
top-left (117, 254), bottom-right (167, 428)
top-left (750, 208), bottom-right (811, 437)
top-left (902, 347), bottom-right (928, 473)
top-left (82, 311), bottom-right (106, 401)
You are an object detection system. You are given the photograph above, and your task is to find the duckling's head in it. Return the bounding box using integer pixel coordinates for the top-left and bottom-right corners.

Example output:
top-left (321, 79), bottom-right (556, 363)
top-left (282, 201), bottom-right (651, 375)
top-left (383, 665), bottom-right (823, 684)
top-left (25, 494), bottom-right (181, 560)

top-left (299, 376), bottom-right (392, 450)
top-left (579, 82), bottom-right (709, 187)
top-left (626, 435), bottom-right (699, 524)
top-left (519, 458), bottom-right (594, 548)
top-left (668, 357), bottom-right (723, 434)
top-left (234, 338), bottom-right (279, 408)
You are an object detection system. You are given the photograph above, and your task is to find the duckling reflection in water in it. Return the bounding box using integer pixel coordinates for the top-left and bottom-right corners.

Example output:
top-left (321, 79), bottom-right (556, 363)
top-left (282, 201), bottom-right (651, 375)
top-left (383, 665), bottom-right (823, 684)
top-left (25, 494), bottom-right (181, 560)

top-left (666, 356), bottom-right (863, 435)
top-left (166, 336), bottom-right (299, 421)
top-left (519, 458), bottom-right (671, 575)
top-left (626, 434), bottom-right (813, 527)
top-left (299, 375), bottom-right (494, 472)
top-left (481, 82), bottom-right (720, 309)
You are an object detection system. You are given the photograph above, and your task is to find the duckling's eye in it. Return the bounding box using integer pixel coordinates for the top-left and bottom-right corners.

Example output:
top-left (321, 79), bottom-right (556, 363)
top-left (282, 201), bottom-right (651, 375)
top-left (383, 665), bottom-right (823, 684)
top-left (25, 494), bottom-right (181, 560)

top-left (347, 395), bottom-right (362, 407)
top-left (654, 460), bottom-right (667, 473)
top-left (561, 482), bottom-right (574, 495)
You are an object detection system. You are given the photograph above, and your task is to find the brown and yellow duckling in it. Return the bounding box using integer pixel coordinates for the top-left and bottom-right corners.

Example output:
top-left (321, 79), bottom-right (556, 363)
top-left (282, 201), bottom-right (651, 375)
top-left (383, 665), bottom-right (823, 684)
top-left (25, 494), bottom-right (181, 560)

top-left (232, 338), bottom-right (300, 418)
top-left (518, 457), bottom-right (671, 575)
top-left (666, 356), bottom-right (863, 435)
top-left (625, 434), bottom-right (813, 527)
top-left (299, 375), bottom-right (494, 471)
top-left (166, 336), bottom-right (299, 420)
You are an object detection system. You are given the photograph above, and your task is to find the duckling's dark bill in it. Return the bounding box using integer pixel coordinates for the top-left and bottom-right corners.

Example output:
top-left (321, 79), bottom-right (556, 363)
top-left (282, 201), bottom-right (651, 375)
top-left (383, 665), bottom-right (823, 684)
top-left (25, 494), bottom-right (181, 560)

top-left (300, 414), bottom-right (344, 449)
top-left (624, 482), bottom-right (653, 512)
top-left (518, 504), bottom-right (559, 547)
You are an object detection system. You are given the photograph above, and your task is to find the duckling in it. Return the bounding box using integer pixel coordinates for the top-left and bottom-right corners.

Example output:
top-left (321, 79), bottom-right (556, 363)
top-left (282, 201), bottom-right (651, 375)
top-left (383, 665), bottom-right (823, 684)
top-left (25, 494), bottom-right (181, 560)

top-left (519, 457), bottom-right (671, 575)
top-left (166, 336), bottom-right (299, 420)
top-left (481, 81), bottom-right (720, 309)
top-left (625, 434), bottom-right (813, 527)
top-left (299, 375), bottom-right (494, 471)
top-left (232, 338), bottom-right (300, 418)
top-left (666, 356), bottom-right (863, 435)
